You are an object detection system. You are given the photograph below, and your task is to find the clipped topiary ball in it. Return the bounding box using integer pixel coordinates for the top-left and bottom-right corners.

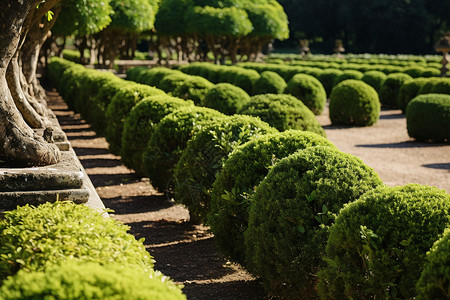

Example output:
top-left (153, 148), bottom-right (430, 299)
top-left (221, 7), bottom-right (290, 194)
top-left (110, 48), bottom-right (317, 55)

top-left (403, 66), bottom-right (426, 78)
top-left (105, 83), bottom-right (166, 155)
top-left (397, 78), bottom-right (431, 113)
top-left (126, 66), bottom-right (148, 82)
top-left (121, 95), bottom-right (191, 176)
top-left (318, 184), bottom-right (450, 299)
top-left (0, 202), bottom-right (153, 280)
top-left (137, 67), bottom-right (181, 87)
top-left (209, 131), bottom-right (336, 264)
top-left (406, 93), bottom-right (450, 142)
top-left (232, 69), bottom-right (260, 94)
top-left (333, 70), bottom-right (364, 86)
top-left (285, 73), bottom-right (327, 115)
top-left (431, 78), bottom-right (450, 95)
top-left (159, 73), bottom-right (191, 93)
top-left (143, 106), bottom-right (225, 192)
top-left (361, 70), bottom-right (387, 93)
top-left (0, 261), bottom-right (185, 300)
top-left (238, 94), bottom-right (326, 135)
top-left (172, 75), bottom-right (214, 105)
top-left (202, 83), bottom-right (250, 115)
top-left (329, 79), bottom-right (380, 126)
top-left (245, 146), bottom-right (383, 298)
top-left (317, 69), bottom-right (343, 97)
top-left (379, 73), bottom-right (413, 108)
top-left (173, 115), bottom-right (277, 223)
top-left (418, 78), bottom-right (443, 95)
top-left (416, 228), bottom-right (450, 300)
top-left (253, 71), bottom-right (287, 95)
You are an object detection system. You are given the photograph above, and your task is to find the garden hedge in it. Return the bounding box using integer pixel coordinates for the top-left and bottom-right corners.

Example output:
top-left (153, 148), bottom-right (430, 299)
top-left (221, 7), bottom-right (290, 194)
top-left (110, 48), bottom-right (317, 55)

top-left (201, 83), bottom-right (250, 115)
top-left (173, 115), bottom-right (277, 223)
top-left (333, 70), bottom-right (364, 86)
top-left (209, 131), bottom-right (335, 264)
top-left (172, 75), bottom-right (214, 105)
top-left (317, 69), bottom-right (343, 96)
top-left (361, 70), bottom-right (387, 93)
top-left (406, 93), bottom-right (450, 143)
top-left (159, 73), bottom-right (191, 94)
top-left (143, 106), bottom-right (225, 192)
top-left (252, 71), bottom-right (287, 95)
top-left (238, 94), bottom-right (326, 135)
top-left (329, 79), bottom-right (380, 126)
top-left (244, 146), bottom-right (383, 298)
top-left (397, 78), bottom-right (431, 113)
top-left (120, 95), bottom-right (192, 175)
top-left (136, 67), bottom-right (182, 87)
top-left (285, 73), bottom-right (327, 115)
top-left (379, 73), bottom-right (413, 108)
top-left (317, 184), bottom-right (450, 299)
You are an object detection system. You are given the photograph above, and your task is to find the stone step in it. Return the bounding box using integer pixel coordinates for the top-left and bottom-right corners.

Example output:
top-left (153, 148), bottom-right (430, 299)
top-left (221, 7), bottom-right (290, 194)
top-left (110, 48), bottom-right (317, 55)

top-left (0, 189), bottom-right (89, 212)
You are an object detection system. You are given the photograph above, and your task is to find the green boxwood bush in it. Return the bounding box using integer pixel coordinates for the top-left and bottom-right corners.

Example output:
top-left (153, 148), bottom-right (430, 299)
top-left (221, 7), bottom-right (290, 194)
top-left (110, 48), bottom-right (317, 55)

top-left (232, 69), bottom-right (261, 94)
top-left (201, 83), bottom-right (250, 115)
top-left (48, 57), bottom-right (75, 90)
top-left (329, 79), bottom-right (380, 126)
top-left (121, 95), bottom-right (191, 176)
top-left (379, 73), bottom-right (413, 108)
top-left (238, 94), bottom-right (326, 135)
top-left (285, 73), bottom-right (327, 115)
top-left (431, 78), bottom-right (450, 95)
top-left (397, 78), bottom-right (431, 113)
top-left (317, 184), bottom-right (450, 299)
top-left (105, 83), bottom-right (166, 155)
top-left (159, 73), bottom-right (191, 93)
top-left (416, 228), bottom-right (450, 300)
top-left (333, 70), bottom-right (364, 86)
top-left (136, 67), bottom-right (181, 87)
top-left (0, 261), bottom-right (185, 300)
top-left (126, 66), bottom-right (148, 82)
top-left (245, 146), bottom-right (383, 298)
top-left (143, 106), bottom-right (225, 192)
top-left (253, 71), bottom-right (287, 95)
top-left (58, 65), bottom-right (87, 109)
top-left (418, 78), bottom-right (443, 95)
top-left (209, 131), bottom-right (336, 264)
top-left (403, 66), bottom-right (426, 78)
top-left (361, 70), bottom-right (387, 93)
top-left (172, 75), bottom-right (214, 105)
top-left (317, 69), bottom-right (343, 97)
top-left (173, 115), bottom-right (277, 223)
top-left (406, 94), bottom-right (450, 142)
top-left (0, 202), bottom-right (153, 280)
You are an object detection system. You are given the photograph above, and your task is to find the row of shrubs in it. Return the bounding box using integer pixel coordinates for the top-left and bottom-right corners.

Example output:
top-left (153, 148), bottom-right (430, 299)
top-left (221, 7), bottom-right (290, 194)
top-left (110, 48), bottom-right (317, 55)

top-left (0, 202), bottom-right (185, 299)
top-left (50, 58), bottom-right (449, 298)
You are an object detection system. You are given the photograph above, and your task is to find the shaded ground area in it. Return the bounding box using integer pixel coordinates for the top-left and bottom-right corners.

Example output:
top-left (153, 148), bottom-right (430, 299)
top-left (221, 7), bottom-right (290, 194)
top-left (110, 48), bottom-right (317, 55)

top-left (46, 91), bottom-right (266, 300)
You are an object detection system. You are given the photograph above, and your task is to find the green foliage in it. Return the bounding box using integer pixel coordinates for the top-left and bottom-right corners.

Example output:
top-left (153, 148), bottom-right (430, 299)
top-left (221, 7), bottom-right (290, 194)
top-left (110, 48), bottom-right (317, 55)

top-left (431, 78), bottom-right (450, 95)
top-left (416, 228), bottom-right (450, 300)
top-left (239, 94), bottom-right (326, 135)
top-left (317, 184), bottom-right (450, 299)
top-left (243, 1), bottom-right (289, 40)
top-left (0, 261), bottom-right (185, 300)
top-left (172, 76), bottom-right (214, 105)
top-left (329, 80), bottom-right (380, 126)
top-left (397, 78), bottom-right (431, 113)
top-left (109, 0), bottom-right (157, 33)
top-left (406, 94), bottom-right (450, 143)
top-left (403, 66), bottom-right (426, 78)
top-left (137, 67), bottom-right (182, 87)
top-left (245, 146), bottom-right (383, 298)
top-left (0, 202), bottom-right (153, 280)
top-left (121, 95), bottom-right (191, 176)
top-left (253, 71), bottom-right (287, 95)
top-left (379, 73), bottom-right (413, 108)
top-left (418, 78), bottom-right (442, 95)
top-left (105, 83), bottom-right (166, 155)
top-left (155, 0), bottom-right (193, 36)
top-left (232, 69), bottom-right (261, 94)
top-left (317, 69), bottom-right (343, 96)
top-left (361, 70), bottom-right (387, 93)
top-left (61, 49), bottom-right (81, 63)
top-left (173, 115), bottom-right (277, 223)
top-left (144, 106), bottom-right (225, 192)
top-left (285, 74), bottom-right (327, 115)
top-left (209, 131), bottom-right (335, 264)
top-left (202, 83), bottom-right (250, 115)
top-left (333, 70), bottom-right (364, 86)
top-left (159, 73), bottom-right (191, 94)
top-left (48, 57), bottom-right (76, 90)
top-left (58, 65), bottom-right (87, 109)
top-left (126, 66), bottom-right (149, 82)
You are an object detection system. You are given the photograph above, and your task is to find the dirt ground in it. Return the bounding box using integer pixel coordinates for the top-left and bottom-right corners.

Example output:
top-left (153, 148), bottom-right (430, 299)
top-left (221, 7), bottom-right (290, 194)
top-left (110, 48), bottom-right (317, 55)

top-left (47, 92), bottom-right (449, 300)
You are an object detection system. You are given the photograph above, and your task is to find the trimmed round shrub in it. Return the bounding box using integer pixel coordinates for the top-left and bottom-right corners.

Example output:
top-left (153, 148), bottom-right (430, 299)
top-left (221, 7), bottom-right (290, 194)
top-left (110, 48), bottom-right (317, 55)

top-left (245, 146), bottom-right (383, 298)
top-left (361, 70), bottom-right (387, 93)
top-left (202, 83), bottom-right (250, 115)
top-left (126, 66), bottom-right (148, 82)
top-left (238, 94), bottom-right (326, 135)
top-left (329, 79), bottom-right (380, 126)
top-left (0, 261), bottom-right (185, 300)
top-left (105, 84), bottom-right (166, 155)
top-left (143, 106), bottom-right (225, 192)
top-left (421, 67), bottom-right (440, 77)
top-left (172, 75), bottom-right (214, 105)
top-left (317, 184), bottom-right (450, 299)
top-left (416, 228), bottom-right (450, 300)
top-left (253, 71), bottom-right (287, 95)
top-left (0, 202), bottom-right (153, 280)
top-left (431, 78), bottom-right (450, 95)
top-left (285, 74), bottom-right (327, 115)
top-left (379, 73), bottom-right (413, 108)
top-left (121, 95), bottom-right (192, 176)
top-left (209, 131), bottom-right (336, 264)
top-left (403, 66), bottom-right (426, 78)
top-left (418, 78), bottom-right (443, 95)
top-left (397, 78), bottom-right (431, 112)
top-left (173, 115), bottom-right (277, 223)
top-left (406, 94), bottom-right (450, 142)
top-left (333, 70), bottom-right (364, 86)
top-left (317, 69), bottom-right (343, 96)
top-left (232, 69), bottom-right (261, 94)
top-left (137, 67), bottom-right (181, 87)
top-left (159, 73), bottom-right (191, 93)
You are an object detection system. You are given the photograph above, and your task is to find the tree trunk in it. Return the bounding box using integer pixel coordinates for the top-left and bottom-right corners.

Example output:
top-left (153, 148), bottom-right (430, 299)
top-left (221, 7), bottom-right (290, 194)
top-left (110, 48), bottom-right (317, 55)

top-left (0, 0), bottom-right (59, 166)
